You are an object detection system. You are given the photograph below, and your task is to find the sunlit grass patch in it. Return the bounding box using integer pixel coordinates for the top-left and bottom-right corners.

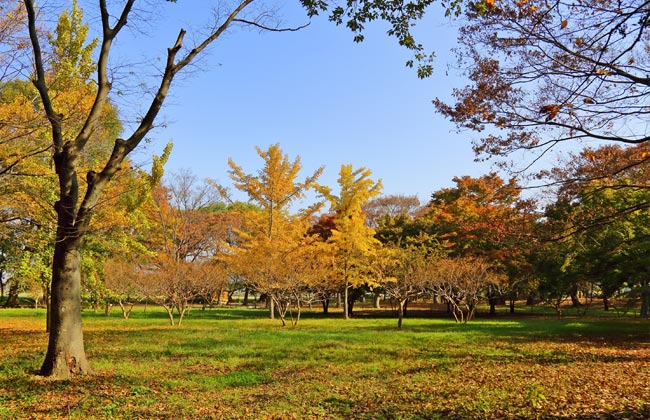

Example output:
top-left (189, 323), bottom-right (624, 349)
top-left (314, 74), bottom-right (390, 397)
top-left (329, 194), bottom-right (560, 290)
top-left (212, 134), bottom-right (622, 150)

top-left (0, 307), bottom-right (648, 419)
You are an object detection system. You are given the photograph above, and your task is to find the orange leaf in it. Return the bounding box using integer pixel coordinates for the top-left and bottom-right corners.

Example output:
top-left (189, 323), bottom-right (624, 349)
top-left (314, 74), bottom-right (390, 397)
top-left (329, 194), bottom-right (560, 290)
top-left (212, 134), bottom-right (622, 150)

top-left (583, 97), bottom-right (595, 104)
top-left (561, 20), bottom-right (568, 29)
top-left (545, 108), bottom-right (558, 121)
top-left (539, 104), bottom-right (557, 114)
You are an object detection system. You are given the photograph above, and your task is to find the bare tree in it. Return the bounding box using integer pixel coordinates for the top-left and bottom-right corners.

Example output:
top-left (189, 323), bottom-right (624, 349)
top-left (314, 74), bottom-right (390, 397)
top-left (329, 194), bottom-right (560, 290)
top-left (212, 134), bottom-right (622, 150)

top-left (428, 257), bottom-right (504, 323)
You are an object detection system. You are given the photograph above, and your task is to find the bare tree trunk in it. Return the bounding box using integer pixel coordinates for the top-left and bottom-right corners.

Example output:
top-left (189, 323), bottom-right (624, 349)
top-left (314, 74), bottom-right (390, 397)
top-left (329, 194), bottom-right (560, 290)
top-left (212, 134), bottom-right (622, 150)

top-left (344, 285), bottom-right (349, 320)
top-left (374, 292), bottom-right (381, 309)
top-left (40, 238), bottom-right (91, 378)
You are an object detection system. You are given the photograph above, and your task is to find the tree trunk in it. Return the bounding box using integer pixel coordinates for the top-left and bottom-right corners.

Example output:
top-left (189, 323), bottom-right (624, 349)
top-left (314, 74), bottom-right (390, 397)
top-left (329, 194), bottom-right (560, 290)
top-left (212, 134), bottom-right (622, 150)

top-left (44, 284), bottom-right (51, 333)
top-left (242, 288), bottom-right (249, 306)
top-left (509, 296), bottom-right (515, 314)
top-left (570, 284), bottom-right (581, 307)
top-left (603, 295), bottom-right (610, 311)
top-left (40, 238), bottom-right (91, 378)
top-left (269, 296), bottom-right (275, 320)
top-left (397, 299), bottom-right (405, 329)
top-left (344, 286), bottom-right (349, 320)
top-left (640, 278), bottom-right (650, 318)
top-left (321, 297), bottom-right (329, 314)
top-left (0, 270), bottom-right (5, 297)
top-left (374, 292), bottom-right (381, 309)
top-left (4, 282), bottom-right (19, 308)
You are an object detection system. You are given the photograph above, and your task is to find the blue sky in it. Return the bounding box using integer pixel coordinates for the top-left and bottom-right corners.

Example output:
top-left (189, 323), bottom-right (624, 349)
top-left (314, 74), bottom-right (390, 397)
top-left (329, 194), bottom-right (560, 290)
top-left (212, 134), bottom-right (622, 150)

top-left (110, 1), bottom-right (498, 207)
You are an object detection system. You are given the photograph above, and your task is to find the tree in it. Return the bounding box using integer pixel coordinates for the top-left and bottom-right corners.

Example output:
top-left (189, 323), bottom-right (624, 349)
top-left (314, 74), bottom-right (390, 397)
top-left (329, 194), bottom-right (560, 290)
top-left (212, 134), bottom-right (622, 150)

top-left (22, 0), bottom-right (313, 378)
top-left (318, 164), bottom-right (383, 319)
top-left (433, 0), bottom-right (650, 170)
top-left (363, 194), bottom-right (421, 228)
top-left (103, 257), bottom-right (142, 319)
top-left (429, 257), bottom-right (504, 322)
top-left (0, 2), bottom-right (124, 325)
top-left (224, 144), bottom-right (323, 324)
top-left (538, 143), bottom-right (650, 315)
top-left (421, 173), bottom-right (537, 313)
top-left (306, 214), bottom-right (340, 314)
top-left (377, 243), bottom-right (436, 328)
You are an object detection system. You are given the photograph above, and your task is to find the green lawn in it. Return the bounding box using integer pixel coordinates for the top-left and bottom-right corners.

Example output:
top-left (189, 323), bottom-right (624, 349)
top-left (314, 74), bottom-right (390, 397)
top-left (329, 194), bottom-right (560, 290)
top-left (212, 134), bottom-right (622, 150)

top-left (0, 306), bottom-right (648, 419)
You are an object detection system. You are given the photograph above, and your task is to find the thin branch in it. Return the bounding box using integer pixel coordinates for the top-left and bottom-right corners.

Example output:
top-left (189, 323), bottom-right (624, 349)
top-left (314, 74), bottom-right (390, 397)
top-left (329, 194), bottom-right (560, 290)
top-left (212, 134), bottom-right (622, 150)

top-left (0, 144), bottom-right (53, 176)
top-left (232, 19), bottom-right (310, 32)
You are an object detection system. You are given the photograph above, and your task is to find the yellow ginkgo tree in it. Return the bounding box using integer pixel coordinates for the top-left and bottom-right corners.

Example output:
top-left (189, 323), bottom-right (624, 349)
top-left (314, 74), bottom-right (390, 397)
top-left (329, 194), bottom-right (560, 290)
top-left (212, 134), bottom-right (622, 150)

top-left (318, 164), bottom-right (383, 319)
top-left (224, 144), bottom-right (324, 324)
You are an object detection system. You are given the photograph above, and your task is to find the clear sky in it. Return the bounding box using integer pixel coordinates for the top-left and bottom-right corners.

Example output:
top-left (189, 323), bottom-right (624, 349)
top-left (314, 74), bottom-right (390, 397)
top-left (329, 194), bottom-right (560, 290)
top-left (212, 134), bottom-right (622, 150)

top-left (108, 1), bottom-right (498, 207)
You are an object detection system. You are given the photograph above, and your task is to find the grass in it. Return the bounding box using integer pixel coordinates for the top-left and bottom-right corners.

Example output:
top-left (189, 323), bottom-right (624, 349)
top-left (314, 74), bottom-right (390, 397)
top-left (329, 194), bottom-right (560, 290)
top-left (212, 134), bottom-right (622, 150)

top-left (0, 305), bottom-right (648, 419)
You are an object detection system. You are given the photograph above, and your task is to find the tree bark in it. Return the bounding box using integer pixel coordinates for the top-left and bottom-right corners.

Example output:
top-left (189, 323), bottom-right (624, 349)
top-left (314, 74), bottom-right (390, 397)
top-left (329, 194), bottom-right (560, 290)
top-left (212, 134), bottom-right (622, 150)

top-left (44, 284), bottom-right (51, 333)
top-left (40, 238), bottom-right (91, 378)
top-left (344, 285), bottom-right (349, 320)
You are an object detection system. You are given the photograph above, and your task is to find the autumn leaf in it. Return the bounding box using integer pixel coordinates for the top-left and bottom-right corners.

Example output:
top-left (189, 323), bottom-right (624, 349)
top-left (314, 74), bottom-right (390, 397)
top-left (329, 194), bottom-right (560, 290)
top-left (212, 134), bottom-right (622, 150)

top-left (575, 37), bottom-right (583, 47)
top-left (561, 20), bottom-right (568, 29)
top-left (539, 104), bottom-right (560, 121)
top-left (583, 97), bottom-right (595, 104)
top-left (486, 0), bottom-right (495, 7)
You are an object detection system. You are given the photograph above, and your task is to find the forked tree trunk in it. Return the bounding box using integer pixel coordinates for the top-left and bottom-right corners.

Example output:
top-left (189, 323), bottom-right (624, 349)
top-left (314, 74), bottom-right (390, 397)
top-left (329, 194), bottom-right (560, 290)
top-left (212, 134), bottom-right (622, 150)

top-left (40, 238), bottom-right (91, 378)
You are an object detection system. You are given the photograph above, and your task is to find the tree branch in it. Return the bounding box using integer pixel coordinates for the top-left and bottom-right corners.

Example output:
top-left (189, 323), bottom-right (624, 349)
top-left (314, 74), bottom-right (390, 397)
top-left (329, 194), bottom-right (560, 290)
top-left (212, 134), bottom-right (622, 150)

top-left (232, 19), bottom-right (310, 32)
top-left (23, 0), bottom-right (62, 149)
